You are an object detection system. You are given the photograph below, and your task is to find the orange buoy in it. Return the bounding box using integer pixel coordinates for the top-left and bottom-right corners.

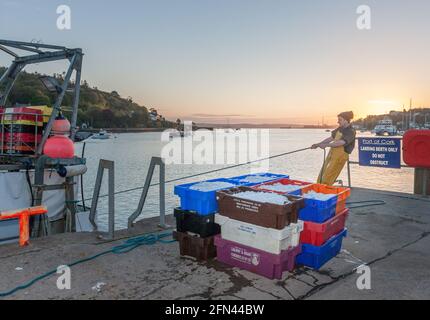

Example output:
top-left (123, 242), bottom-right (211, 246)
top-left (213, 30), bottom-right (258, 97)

top-left (43, 135), bottom-right (75, 158)
top-left (43, 112), bottom-right (75, 158)
top-left (52, 112), bottom-right (71, 134)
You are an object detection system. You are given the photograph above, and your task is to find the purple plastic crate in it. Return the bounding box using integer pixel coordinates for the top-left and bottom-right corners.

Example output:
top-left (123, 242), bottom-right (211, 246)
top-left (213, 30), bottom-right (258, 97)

top-left (215, 235), bottom-right (302, 280)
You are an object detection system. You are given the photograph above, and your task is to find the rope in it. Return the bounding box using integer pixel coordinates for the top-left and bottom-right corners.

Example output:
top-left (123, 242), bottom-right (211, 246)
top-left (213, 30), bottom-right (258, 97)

top-left (81, 147), bottom-right (312, 202)
top-left (0, 231), bottom-right (175, 298)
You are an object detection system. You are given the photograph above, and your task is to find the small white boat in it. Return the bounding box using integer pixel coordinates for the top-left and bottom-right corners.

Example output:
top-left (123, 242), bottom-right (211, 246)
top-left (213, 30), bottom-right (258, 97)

top-left (91, 129), bottom-right (111, 140)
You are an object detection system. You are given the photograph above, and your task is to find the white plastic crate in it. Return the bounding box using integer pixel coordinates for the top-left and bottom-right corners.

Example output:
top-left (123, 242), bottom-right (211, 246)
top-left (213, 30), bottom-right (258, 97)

top-left (215, 214), bottom-right (303, 254)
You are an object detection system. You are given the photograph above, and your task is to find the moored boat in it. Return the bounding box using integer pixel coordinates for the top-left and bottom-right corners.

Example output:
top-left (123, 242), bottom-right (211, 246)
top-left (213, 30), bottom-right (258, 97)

top-left (0, 40), bottom-right (90, 244)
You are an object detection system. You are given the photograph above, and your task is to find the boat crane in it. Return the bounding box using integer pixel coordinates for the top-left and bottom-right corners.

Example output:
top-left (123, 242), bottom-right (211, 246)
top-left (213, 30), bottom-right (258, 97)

top-left (0, 40), bottom-right (86, 240)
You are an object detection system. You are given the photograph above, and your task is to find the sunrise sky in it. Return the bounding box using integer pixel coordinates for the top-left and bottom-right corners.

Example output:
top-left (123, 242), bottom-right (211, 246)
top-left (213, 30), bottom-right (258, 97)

top-left (1, 0), bottom-right (429, 124)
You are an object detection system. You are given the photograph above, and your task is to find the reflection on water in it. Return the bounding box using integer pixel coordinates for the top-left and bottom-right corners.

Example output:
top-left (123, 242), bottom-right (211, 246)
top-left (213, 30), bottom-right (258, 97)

top-left (75, 129), bottom-right (413, 230)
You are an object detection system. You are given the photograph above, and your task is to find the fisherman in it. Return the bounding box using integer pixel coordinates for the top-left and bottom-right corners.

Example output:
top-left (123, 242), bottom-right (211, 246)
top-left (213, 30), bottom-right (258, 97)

top-left (311, 111), bottom-right (356, 186)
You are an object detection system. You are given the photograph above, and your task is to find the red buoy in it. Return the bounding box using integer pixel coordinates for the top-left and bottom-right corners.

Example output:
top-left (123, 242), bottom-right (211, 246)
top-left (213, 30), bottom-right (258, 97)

top-left (51, 112), bottom-right (71, 134)
top-left (43, 113), bottom-right (74, 158)
top-left (43, 135), bottom-right (75, 159)
top-left (403, 130), bottom-right (430, 168)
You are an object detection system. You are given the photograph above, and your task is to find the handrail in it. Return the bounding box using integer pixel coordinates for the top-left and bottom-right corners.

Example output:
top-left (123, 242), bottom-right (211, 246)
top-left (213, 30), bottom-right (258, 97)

top-left (127, 157), bottom-right (168, 229)
top-left (89, 160), bottom-right (115, 239)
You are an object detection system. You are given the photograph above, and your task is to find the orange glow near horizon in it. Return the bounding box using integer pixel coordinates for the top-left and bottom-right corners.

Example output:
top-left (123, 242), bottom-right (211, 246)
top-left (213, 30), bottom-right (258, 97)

top-left (160, 98), bottom-right (415, 125)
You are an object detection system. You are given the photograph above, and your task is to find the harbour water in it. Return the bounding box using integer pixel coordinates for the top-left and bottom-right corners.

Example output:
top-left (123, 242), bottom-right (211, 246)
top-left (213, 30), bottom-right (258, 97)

top-left (75, 129), bottom-right (414, 230)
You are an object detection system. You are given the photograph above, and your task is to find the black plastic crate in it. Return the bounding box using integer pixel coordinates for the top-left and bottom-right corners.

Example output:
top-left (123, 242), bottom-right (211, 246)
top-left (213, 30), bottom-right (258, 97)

top-left (173, 231), bottom-right (217, 261)
top-left (174, 207), bottom-right (221, 238)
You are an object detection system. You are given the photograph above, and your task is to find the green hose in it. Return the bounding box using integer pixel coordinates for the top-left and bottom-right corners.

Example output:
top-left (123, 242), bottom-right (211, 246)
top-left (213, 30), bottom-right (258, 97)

top-left (0, 231), bottom-right (175, 298)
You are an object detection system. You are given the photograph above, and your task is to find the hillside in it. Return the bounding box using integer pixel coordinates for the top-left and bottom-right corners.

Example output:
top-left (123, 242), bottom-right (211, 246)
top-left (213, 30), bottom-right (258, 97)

top-left (0, 67), bottom-right (174, 129)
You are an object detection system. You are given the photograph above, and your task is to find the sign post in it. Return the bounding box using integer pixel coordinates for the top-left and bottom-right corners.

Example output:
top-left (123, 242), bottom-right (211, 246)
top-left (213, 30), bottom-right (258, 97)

top-left (358, 138), bottom-right (402, 169)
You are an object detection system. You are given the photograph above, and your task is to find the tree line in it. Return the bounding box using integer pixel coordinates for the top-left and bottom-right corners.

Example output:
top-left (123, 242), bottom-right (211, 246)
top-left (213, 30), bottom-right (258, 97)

top-left (0, 67), bottom-right (175, 129)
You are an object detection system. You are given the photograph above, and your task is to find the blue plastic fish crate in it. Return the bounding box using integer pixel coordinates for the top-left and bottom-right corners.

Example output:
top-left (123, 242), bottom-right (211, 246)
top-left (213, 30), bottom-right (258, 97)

top-left (296, 229), bottom-right (347, 270)
top-left (298, 194), bottom-right (338, 223)
top-left (228, 173), bottom-right (289, 187)
top-left (174, 178), bottom-right (241, 215)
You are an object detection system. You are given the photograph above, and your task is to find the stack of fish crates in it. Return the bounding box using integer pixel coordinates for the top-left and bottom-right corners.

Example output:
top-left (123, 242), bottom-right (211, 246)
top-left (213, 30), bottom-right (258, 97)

top-left (214, 182), bottom-right (305, 280)
top-left (173, 173), bottom-right (289, 262)
top-left (294, 184), bottom-right (351, 270)
top-left (173, 178), bottom-right (241, 261)
top-left (254, 179), bottom-right (351, 269)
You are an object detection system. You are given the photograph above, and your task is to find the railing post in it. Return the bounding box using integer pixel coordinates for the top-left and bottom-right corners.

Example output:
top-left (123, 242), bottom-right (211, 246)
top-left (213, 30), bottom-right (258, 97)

top-left (414, 168), bottom-right (430, 196)
top-left (347, 159), bottom-right (352, 188)
top-left (108, 160), bottom-right (115, 239)
top-left (89, 163), bottom-right (104, 231)
top-left (128, 157), bottom-right (170, 229)
top-left (127, 158), bottom-right (157, 228)
top-left (89, 160), bottom-right (115, 239)
top-left (158, 158), bottom-right (167, 229)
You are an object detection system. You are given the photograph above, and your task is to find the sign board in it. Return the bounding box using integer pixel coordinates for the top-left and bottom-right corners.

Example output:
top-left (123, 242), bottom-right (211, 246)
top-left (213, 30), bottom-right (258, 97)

top-left (358, 138), bottom-right (401, 169)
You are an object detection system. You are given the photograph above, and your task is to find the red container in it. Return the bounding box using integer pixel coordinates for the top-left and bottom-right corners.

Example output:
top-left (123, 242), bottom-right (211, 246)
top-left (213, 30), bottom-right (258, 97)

top-left (1, 143), bottom-right (36, 154)
top-left (0, 132), bottom-right (41, 155)
top-left (403, 130), bottom-right (430, 168)
top-left (0, 132), bottom-right (41, 143)
top-left (300, 208), bottom-right (349, 246)
top-left (215, 235), bottom-right (302, 280)
top-left (0, 107), bottom-right (43, 126)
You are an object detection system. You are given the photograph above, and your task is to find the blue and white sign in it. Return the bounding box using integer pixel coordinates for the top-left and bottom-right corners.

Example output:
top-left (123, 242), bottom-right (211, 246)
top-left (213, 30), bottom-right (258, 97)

top-left (358, 138), bottom-right (401, 169)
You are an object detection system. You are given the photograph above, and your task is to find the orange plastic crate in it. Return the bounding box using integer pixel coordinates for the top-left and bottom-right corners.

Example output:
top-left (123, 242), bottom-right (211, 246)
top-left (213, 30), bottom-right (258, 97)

top-left (301, 184), bottom-right (351, 214)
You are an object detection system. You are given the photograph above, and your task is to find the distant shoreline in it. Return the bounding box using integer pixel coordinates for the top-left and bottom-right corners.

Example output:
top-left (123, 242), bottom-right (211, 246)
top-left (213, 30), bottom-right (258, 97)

top-left (79, 126), bottom-right (336, 134)
top-left (78, 128), bottom-right (169, 133)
